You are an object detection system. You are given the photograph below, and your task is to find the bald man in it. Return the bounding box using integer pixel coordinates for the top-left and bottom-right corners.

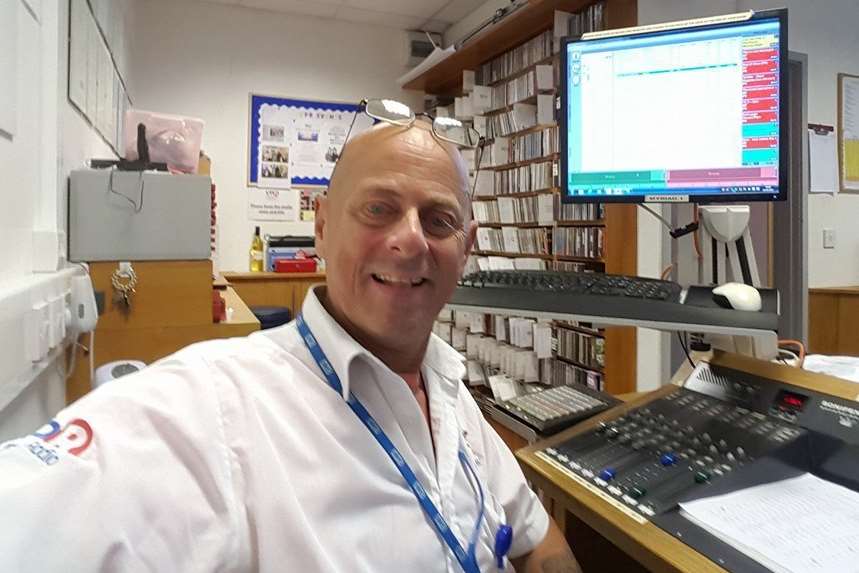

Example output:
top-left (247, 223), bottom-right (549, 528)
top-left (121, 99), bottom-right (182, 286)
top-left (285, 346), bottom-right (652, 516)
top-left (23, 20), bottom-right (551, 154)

top-left (0, 122), bottom-right (580, 573)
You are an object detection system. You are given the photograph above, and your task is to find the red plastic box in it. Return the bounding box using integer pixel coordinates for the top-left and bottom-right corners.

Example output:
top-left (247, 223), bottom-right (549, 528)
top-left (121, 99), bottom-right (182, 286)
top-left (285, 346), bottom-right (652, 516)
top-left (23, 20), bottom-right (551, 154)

top-left (274, 258), bottom-right (317, 273)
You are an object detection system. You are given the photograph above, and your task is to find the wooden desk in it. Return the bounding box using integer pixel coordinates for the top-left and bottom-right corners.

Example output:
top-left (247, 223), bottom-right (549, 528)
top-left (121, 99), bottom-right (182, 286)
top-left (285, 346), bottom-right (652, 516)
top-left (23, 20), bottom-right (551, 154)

top-left (809, 286), bottom-right (859, 355)
top-left (67, 262), bottom-right (260, 403)
top-left (222, 272), bottom-right (325, 318)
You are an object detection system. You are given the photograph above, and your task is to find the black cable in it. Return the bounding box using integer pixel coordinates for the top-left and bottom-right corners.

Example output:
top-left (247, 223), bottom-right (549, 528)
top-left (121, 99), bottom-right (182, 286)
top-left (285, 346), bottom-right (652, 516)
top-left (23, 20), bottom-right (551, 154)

top-left (638, 204), bottom-right (672, 230)
top-left (669, 221), bottom-right (699, 239)
top-left (677, 332), bottom-right (695, 368)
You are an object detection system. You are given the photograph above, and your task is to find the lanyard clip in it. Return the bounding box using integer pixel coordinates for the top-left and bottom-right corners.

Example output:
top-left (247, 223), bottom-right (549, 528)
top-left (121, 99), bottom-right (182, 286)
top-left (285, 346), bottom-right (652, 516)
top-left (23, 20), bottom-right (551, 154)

top-left (494, 524), bottom-right (513, 569)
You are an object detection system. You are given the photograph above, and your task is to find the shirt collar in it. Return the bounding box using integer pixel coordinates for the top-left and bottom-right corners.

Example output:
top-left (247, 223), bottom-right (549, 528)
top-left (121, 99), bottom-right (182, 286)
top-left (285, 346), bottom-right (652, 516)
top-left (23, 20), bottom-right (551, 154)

top-left (300, 286), bottom-right (466, 400)
top-left (423, 332), bottom-right (467, 384)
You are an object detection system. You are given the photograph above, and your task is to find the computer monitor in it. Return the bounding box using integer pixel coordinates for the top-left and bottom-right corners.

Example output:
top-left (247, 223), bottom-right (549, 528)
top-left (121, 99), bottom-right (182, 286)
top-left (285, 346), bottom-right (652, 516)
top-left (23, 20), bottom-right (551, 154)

top-left (560, 9), bottom-right (787, 204)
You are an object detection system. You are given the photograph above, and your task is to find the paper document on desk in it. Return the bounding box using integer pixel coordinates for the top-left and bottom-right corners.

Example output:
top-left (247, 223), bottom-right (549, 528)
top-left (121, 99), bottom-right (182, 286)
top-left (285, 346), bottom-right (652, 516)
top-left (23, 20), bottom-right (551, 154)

top-left (679, 473), bottom-right (859, 573)
top-left (803, 354), bottom-right (859, 384)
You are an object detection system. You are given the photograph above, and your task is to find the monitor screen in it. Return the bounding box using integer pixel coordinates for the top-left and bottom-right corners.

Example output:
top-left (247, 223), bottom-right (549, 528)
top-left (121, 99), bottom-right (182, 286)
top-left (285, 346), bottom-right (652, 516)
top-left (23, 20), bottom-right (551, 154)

top-left (560, 10), bottom-right (787, 203)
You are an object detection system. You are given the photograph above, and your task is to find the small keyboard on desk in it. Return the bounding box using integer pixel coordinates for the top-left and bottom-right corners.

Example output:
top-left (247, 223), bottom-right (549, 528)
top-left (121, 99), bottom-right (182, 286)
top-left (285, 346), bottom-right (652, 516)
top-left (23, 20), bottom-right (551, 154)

top-left (496, 384), bottom-right (620, 435)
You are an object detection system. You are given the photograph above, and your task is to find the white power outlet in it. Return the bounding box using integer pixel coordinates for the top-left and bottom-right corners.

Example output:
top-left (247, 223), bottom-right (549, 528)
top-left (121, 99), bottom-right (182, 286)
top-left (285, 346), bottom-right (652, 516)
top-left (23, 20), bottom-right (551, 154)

top-left (48, 296), bottom-right (63, 349)
top-left (823, 228), bottom-right (836, 249)
top-left (28, 302), bottom-right (50, 361)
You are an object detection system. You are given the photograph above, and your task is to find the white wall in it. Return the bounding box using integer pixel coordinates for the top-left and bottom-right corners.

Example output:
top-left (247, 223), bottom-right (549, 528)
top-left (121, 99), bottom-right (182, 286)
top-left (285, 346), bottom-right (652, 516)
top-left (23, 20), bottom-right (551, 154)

top-left (0, 1), bottom-right (44, 283)
top-left (128, 0), bottom-right (423, 273)
top-left (0, 0), bottom-right (134, 439)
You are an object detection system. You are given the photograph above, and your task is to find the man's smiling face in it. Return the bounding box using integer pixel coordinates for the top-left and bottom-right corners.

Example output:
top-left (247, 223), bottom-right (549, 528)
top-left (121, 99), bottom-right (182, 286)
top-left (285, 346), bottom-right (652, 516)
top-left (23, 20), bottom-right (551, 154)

top-left (315, 123), bottom-right (476, 357)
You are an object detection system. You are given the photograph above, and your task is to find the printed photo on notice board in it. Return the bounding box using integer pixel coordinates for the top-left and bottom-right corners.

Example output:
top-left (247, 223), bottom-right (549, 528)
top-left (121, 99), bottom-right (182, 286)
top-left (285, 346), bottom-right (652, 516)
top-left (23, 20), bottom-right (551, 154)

top-left (248, 94), bottom-right (373, 188)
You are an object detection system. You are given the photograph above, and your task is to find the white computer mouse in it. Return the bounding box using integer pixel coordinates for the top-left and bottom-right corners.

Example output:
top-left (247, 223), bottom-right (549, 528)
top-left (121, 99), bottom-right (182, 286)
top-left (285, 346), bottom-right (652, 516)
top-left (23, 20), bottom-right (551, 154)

top-left (712, 282), bottom-right (762, 312)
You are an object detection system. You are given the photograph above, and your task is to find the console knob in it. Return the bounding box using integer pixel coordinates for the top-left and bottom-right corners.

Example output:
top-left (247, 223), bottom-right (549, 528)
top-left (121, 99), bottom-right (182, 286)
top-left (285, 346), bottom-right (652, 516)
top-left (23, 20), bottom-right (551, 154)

top-left (599, 468), bottom-right (617, 482)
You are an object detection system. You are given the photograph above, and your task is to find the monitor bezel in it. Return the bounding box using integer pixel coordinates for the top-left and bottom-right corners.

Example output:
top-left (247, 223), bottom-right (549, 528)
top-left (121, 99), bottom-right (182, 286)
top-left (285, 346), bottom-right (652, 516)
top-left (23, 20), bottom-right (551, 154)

top-left (559, 8), bottom-right (789, 205)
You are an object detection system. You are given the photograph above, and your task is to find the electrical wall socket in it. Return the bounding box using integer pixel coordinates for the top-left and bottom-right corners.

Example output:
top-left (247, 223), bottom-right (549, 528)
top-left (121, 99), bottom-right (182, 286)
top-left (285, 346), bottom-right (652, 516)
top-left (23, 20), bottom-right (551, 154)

top-left (823, 228), bottom-right (836, 249)
top-left (48, 296), bottom-right (62, 349)
top-left (29, 302), bottom-right (50, 362)
top-left (69, 274), bottom-right (98, 333)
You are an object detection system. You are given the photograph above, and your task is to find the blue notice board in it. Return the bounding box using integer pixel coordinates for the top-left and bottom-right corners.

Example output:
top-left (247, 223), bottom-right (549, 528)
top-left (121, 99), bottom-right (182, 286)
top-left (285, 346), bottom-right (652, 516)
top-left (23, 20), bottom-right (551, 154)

top-left (248, 94), bottom-right (370, 188)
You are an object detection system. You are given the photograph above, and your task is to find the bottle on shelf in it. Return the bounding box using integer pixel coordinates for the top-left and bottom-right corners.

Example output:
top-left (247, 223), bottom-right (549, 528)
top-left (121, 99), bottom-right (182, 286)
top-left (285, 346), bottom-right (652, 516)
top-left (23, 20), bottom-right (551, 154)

top-left (249, 226), bottom-right (264, 272)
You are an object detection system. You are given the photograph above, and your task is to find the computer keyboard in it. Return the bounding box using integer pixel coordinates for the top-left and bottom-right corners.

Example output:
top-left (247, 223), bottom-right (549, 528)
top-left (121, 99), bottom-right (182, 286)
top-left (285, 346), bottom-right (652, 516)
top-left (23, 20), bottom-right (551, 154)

top-left (459, 270), bottom-right (683, 302)
top-left (451, 270), bottom-right (779, 332)
top-left (497, 384), bottom-right (620, 435)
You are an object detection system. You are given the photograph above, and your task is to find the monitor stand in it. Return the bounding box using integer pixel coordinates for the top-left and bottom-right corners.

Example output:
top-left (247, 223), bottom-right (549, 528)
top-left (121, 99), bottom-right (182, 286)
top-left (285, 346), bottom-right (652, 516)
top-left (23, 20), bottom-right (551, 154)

top-left (696, 205), bottom-right (775, 360)
top-left (698, 205), bottom-right (760, 287)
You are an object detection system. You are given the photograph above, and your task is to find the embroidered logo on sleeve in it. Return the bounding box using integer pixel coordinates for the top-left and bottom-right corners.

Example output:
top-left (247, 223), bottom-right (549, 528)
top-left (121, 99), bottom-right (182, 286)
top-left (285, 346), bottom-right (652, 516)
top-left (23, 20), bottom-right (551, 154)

top-left (37, 418), bottom-right (94, 456)
top-left (1, 419), bottom-right (96, 466)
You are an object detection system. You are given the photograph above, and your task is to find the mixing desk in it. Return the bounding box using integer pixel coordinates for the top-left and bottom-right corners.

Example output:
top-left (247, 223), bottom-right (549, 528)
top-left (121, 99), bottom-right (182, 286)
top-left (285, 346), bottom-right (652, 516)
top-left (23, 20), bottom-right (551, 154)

top-left (540, 387), bottom-right (802, 519)
top-left (519, 354), bottom-right (859, 573)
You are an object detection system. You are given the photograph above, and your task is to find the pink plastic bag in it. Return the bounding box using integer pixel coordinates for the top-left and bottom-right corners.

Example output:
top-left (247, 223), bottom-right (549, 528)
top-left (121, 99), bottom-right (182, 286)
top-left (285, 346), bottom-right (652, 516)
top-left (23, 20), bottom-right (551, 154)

top-left (124, 109), bottom-right (204, 174)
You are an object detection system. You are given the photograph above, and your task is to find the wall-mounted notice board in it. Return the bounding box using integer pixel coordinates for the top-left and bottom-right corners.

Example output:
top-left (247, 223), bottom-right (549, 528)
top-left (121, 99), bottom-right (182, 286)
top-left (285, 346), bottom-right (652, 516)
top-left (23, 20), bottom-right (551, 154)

top-left (247, 94), bottom-right (373, 188)
top-left (838, 73), bottom-right (859, 193)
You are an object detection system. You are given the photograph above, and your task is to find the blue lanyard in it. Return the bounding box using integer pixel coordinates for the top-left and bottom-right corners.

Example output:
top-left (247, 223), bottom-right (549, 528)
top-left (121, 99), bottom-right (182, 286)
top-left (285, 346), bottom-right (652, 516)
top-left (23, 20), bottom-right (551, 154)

top-left (296, 313), bottom-right (481, 573)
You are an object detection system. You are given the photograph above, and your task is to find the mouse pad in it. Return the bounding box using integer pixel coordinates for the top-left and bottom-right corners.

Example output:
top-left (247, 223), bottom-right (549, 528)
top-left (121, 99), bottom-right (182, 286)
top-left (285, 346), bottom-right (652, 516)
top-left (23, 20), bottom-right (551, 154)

top-left (684, 286), bottom-right (779, 314)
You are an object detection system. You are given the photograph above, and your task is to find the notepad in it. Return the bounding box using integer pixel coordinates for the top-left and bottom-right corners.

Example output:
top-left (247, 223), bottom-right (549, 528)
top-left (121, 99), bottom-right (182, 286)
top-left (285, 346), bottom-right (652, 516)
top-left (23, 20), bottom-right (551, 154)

top-left (679, 473), bottom-right (859, 573)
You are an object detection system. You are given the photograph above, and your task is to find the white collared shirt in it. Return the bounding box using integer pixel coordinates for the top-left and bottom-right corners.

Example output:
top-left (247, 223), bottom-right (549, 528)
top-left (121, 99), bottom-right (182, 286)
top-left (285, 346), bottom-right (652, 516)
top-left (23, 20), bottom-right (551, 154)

top-left (0, 287), bottom-right (549, 572)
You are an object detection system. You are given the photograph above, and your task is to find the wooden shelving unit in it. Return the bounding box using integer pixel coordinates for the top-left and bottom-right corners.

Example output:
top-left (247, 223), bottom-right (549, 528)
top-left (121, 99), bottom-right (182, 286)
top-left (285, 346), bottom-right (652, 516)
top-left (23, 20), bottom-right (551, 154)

top-left (554, 320), bottom-right (604, 338)
top-left (422, 0), bottom-right (639, 395)
top-left (556, 254), bottom-right (605, 263)
top-left (477, 222), bottom-right (553, 228)
top-left (473, 187), bottom-right (557, 200)
top-left (555, 355), bottom-right (604, 374)
top-left (486, 53), bottom-right (559, 87)
top-left (485, 91), bottom-right (556, 115)
top-left (492, 122), bottom-right (558, 140)
top-left (557, 219), bottom-right (605, 227)
top-left (486, 153), bottom-right (560, 171)
top-left (403, 0), bottom-right (636, 95)
top-left (472, 250), bottom-right (554, 260)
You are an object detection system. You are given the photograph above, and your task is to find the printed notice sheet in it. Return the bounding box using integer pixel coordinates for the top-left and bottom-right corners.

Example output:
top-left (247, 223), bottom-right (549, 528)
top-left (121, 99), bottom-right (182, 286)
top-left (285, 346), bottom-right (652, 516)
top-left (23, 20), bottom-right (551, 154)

top-left (841, 74), bottom-right (859, 191)
top-left (809, 128), bottom-right (838, 194)
top-left (680, 473), bottom-right (859, 573)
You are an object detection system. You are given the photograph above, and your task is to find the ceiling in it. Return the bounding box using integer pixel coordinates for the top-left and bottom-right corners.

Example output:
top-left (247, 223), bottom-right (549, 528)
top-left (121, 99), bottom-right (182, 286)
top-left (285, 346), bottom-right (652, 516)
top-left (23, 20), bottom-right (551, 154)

top-left (194, 0), bottom-right (488, 33)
